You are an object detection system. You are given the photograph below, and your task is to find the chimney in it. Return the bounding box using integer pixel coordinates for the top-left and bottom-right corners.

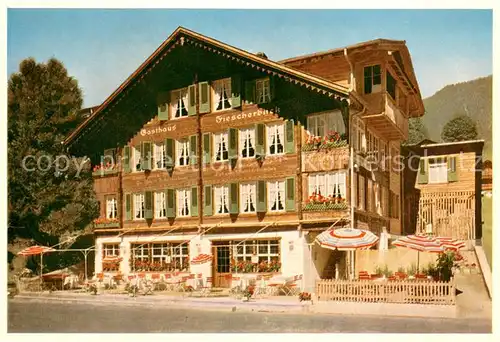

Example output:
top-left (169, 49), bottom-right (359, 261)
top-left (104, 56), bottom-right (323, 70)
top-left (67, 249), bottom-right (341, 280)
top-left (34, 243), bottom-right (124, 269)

top-left (256, 52), bottom-right (268, 59)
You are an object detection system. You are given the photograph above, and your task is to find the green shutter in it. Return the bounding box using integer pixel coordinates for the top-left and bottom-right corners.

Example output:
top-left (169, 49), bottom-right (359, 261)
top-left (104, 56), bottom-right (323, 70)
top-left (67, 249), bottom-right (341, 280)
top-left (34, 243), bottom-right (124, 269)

top-left (231, 75), bottom-right (241, 108)
top-left (285, 177), bottom-right (296, 212)
top-left (229, 128), bottom-right (238, 160)
top-left (191, 186), bottom-right (199, 217)
top-left (125, 194), bottom-right (132, 220)
top-left (123, 146), bottom-right (131, 173)
top-left (165, 138), bottom-right (175, 168)
top-left (204, 185), bottom-right (213, 216)
top-left (141, 142), bottom-right (152, 171)
top-left (157, 91), bottom-right (170, 121)
top-left (203, 133), bottom-right (211, 165)
top-left (188, 85), bottom-right (197, 116)
top-left (229, 183), bottom-right (239, 214)
top-left (190, 135), bottom-right (198, 166)
top-left (255, 123), bottom-right (266, 159)
top-left (448, 157), bottom-right (458, 182)
top-left (135, 145), bottom-right (142, 171)
top-left (166, 189), bottom-right (176, 218)
top-left (256, 180), bottom-right (267, 213)
top-left (145, 191), bottom-right (153, 219)
top-left (244, 80), bottom-right (256, 105)
top-left (417, 159), bottom-right (428, 184)
top-left (199, 81), bottom-right (211, 114)
top-left (285, 120), bottom-right (295, 154)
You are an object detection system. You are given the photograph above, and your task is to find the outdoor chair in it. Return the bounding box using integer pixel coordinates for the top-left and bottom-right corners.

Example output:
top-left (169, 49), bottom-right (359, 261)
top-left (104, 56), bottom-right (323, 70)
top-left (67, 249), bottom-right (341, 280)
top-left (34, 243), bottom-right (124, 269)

top-left (200, 277), bottom-right (212, 297)
top-left (282, 275), bottom-right (302, 296)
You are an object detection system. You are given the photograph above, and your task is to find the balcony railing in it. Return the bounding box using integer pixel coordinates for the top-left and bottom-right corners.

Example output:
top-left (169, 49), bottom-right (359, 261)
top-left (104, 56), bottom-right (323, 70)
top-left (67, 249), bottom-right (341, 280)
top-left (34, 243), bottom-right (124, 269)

top-left (385, 95), bottom-right (408, 139)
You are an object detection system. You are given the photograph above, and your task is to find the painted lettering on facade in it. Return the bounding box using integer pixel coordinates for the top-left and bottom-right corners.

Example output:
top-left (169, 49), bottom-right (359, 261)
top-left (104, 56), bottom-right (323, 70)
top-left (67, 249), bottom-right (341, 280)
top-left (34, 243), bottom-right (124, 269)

top-left (215, 108), bottom-right (279, 124)
top-left (140, 125), bottom-right (177, 136)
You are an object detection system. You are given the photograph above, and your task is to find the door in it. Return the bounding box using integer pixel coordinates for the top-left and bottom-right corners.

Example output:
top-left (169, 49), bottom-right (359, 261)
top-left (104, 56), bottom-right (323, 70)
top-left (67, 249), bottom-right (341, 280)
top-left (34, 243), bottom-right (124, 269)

top-left (212, 244), bottom-right (231, 288)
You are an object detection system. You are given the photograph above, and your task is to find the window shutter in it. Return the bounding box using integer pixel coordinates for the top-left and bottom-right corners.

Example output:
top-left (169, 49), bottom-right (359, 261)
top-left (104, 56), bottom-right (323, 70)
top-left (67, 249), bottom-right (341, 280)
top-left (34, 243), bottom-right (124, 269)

top-left (417, 159), bottom-right (428, 184)
top-left (228, 128), bottom-right (238, 160)
top-left (256, 180), bottom-right (267, 213)
top-left (204, 185), bottom-right (213, 216)
top-left (448, 157), bottom-right (458, 182)
top-left (285, 177), bottom-right (296, 212)
top-left (145, 191), bottom-right (153, 219)
top-left (203, 133), bottom-right (211, 165)
top-left (188, 85), bottom-right (197, 116)
top-left (165, 138), bottom-right (175, 168)
top-left (231, 75), bottom-right (242, 108)
top-left (157, 91), bottom-right (170, 121)
top-left (255, 123), bottom-right (266, 159)
top-left (166, 189), bottom-right (176, 218)
top-left (189, 135), bottom-right (198, 166)
top-left (191, 186), bottom-right (199, 217)
top-left (285, 120), bottom-right (295, 154)
top-left (244, 80), bottom-right (256, 105)
top-left (135, 145), bottom-right (142, 171)
top-left (125, 194), bottom-right (132, 220)
top-left (141, 142), bottom-right (152, 171)
top-left (198, 81), bottom-right (211, 114)
top-left (123, 146), bottom-right (131, 173)
top-left (229, 183), bottom-right (239, 214)
top-left (269, 77), bottom-right (276, 101)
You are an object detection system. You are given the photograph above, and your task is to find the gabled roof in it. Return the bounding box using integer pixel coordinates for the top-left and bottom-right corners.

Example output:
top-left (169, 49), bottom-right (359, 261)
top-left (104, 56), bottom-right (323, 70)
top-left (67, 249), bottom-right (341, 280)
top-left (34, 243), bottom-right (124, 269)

top-left (64, 26), bottom-right (349, 147)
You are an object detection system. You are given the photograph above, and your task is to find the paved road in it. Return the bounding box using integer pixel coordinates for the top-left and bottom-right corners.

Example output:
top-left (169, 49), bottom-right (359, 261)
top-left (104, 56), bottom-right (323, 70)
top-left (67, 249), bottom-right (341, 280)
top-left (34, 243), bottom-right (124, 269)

top-left (8, 299), bottom-right (491, 333)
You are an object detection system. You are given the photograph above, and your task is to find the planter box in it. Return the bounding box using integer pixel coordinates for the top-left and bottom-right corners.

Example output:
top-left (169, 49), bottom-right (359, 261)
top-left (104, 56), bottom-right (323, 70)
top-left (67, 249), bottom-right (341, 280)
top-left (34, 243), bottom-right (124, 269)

top-left (92, 169), bottom-right (119, 177)
top-left (94, 221), bottom-right (120, 229)
top-left (302, 140), bottom-right (348, 152)
top-left (302, 202), bottom-right (348, 211)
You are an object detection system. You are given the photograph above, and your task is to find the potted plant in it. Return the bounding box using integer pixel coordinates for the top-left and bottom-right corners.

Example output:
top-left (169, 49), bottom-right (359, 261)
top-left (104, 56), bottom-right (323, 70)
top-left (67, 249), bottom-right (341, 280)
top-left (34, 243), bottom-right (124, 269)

top-left (242, 285), bottom-right (255, 302)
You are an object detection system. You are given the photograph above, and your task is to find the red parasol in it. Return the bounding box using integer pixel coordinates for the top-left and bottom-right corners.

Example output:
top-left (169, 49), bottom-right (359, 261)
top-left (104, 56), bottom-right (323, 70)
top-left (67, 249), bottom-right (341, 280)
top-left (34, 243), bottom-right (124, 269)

top-left (191, 254), bottom-right (213, 265)
top-left (17, 246), bottom-right (56, 256)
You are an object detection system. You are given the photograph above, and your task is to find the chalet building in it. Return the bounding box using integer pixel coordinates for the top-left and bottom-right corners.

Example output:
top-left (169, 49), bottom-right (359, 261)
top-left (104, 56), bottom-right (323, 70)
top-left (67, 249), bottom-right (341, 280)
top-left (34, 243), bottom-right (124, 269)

top-left (64, 27), bottom-right (424, 288)
top-left (401, 140), bottom-right (484, 244)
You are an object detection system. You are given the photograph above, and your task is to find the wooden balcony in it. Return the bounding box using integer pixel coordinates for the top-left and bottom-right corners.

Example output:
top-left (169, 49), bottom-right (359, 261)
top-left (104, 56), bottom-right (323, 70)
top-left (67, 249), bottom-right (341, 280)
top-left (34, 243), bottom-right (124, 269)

top-left (301, 144), bottom-right (349, 173)
top-left (363, 94), bottom-right (408, 141)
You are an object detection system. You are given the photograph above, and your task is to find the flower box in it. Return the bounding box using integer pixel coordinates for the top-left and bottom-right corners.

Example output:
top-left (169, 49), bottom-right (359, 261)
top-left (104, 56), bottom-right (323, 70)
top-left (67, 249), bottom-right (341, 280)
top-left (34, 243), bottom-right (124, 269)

top-left (302, 131), bottom-right (348, 152)
top-left (94, 221), bottom-right (120, 229)
top-left (92, 168), bottom-right (119, 177)
top-left (302, 202), bottom-right (348, 211)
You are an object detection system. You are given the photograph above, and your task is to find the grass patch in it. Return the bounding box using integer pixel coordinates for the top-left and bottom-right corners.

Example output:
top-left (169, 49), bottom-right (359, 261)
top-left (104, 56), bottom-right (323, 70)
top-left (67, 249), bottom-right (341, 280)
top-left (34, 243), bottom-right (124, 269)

top-left (482, 195), bottom-right (492, 268)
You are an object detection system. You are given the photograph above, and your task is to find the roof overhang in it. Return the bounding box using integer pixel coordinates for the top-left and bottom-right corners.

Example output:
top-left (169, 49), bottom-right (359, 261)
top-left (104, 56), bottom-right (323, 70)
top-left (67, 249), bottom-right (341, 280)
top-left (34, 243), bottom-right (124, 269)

top-left (64, 26), bottom-right (350, 148)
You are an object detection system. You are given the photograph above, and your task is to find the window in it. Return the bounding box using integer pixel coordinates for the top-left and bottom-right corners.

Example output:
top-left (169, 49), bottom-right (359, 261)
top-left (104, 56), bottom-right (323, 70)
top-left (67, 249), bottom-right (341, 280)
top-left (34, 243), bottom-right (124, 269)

top-left (256, 78), bottom-right (271, 104)
top-left (154, 142), bottom-right (166, 169)
top-left (367, 179), bottom-right (373, 212)
top-left (213, 78), bottom-right (232, 111)
top-left (374, 182), bottom-right (381, 215)
top-left (105, 196), bottom-right (118, 219)
top-left (177, 189), bottom-right (191, 217)
top-left (155, 192), bottom-right (166, 219)
top-left (131, 242), bottom-right (190, 272)
top-left (103, 243), bottom-right (120, 258)
top-left (213, 131), bottom-right (229, 162)
top-left (133, 146), bottom-right (141, 172)
top-left (352, 118), bottom-right (366, 153)
top-left (306, 111), bottom-right (345, 137)
top-left (240, 182), bottom-right (256, 213)
top-left (382, 186), bottom-right (389, 217)
top-left (308, 172), bottom-right (347, 198)
top-left (364, 65), bottom-right (381, 94)
top-left (171, 88), bottom-right (189, 118)
top-left (268, 180), bottom-right (285, 212)
top-left (176, 139), bottom-right (190, 166)
top-left (358, 175), bottom-right (365, 210)
top-left (134, 193), bottom-right (145, 220)
top-left (240, 127), bottom-right (255, 158)
top-left (428, 157), bottom-right (448, 184)
top-left (234, 240), bottom-right (280, 264)
top-left (214, 185), bottom-right (229, 215)
top-left (267, 124), bottom-right (284, 155)
top-left (386, 71), bottom-right (397, 100)
top-left (389, 191), bottom-right (400, 219)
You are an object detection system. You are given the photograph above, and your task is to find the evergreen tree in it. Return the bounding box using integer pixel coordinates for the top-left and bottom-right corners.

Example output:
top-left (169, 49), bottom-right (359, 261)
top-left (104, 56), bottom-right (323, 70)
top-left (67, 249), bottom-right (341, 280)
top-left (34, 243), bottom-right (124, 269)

top-left (441, 114), bottom-right (478, 142)
top-left (404, 117), bottom-right (429, 145)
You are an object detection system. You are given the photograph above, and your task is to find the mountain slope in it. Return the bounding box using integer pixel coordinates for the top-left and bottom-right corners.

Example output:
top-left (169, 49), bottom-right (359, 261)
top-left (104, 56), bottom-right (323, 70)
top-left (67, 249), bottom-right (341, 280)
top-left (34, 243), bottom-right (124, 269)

top-left (422, 75), bottom-right (492, 159)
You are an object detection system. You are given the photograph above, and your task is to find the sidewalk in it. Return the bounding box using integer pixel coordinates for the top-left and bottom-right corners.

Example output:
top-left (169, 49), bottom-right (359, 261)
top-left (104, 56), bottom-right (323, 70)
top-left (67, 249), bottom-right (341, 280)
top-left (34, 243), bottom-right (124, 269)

top-left (13, 291), bottom-right (463, 318)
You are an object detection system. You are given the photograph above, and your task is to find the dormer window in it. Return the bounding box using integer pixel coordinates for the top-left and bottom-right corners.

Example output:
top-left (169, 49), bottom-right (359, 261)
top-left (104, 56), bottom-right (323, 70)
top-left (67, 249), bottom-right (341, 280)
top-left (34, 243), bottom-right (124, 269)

top-left (171, 88), bottom-right (189, 119)
top-left (364, 65), bottom-right (381, 94)
top-left (256, 78), bottom-right (271, 104)
top-left (213, 78), bottom-right (232, 111)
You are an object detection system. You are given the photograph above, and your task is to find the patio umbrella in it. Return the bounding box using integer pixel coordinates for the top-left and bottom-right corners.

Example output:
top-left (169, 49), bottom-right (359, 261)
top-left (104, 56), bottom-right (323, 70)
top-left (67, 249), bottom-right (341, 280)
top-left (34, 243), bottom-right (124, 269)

top-left (190, 254), bottom-right (213, 265)
top-left (17, 246), bottom-right (57, 280)
top-left (316, 228), bottom-right (379, 279)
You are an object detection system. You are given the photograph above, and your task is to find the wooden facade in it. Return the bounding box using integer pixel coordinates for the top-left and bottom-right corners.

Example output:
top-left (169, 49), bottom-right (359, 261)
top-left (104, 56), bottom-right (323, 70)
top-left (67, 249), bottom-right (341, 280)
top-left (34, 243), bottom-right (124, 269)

top-left (65, 28), bottom-right (424, 284)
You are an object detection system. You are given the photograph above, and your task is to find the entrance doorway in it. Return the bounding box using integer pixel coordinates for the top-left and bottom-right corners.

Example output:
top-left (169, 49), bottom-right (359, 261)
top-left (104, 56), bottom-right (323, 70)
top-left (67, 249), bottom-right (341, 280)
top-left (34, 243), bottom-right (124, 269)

top-left (212, 243), bottom-right (231, 288)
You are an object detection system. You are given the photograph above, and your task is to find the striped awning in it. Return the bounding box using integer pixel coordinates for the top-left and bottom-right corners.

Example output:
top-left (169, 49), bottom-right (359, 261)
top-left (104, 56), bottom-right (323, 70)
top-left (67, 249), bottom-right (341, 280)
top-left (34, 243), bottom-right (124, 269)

top-left (17, 246), bottom-right (56, 256)
top-left (391, 234), bottom-right (465, 253)
top-left (316, 228), bottom-right (379, 251)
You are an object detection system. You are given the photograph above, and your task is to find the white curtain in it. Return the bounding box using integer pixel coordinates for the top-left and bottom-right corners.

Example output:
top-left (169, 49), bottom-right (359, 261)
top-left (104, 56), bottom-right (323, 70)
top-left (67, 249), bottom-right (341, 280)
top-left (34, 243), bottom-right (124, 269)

top-left (181, 90), bottom-right (189, 111)
top-left (268, 182), bottom-right (277, 210)
top-left (225, 80), bottom-right (232, 107)
top-left (171, 92), bottom-right (179, 116)
top-left (214, 83), bottom-right (222, 109)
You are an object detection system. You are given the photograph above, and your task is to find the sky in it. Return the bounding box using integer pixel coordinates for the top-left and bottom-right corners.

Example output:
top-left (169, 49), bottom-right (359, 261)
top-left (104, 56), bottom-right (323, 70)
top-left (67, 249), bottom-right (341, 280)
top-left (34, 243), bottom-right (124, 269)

top-left (7, 9), bottom-right (493, 107)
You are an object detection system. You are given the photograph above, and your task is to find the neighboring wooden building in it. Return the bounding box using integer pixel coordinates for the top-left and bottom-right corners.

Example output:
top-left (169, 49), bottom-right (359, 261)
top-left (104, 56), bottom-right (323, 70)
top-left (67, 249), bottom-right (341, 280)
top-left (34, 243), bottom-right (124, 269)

top-left (402, 140), bottom-right (484, 242)
top-left (482, 159), bottom-right (492, 192)
top-left (64, 27), bottom-right (424, 286)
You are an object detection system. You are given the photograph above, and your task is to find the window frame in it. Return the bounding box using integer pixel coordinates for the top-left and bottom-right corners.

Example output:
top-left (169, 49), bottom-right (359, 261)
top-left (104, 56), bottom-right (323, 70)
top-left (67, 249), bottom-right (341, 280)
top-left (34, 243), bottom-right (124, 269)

top-left (176, 139), bottom-right (190, 167)
top-left (240, 182), bottom-right (257, 214)
top-left (239, 127), bottom-right (256, 158)
top-left (212, 78), bottom-right (232, 112)
top-left (428, 157), bottom-right (448, 184)
top-left (133, 193), bottom-right (145, 220)
top-left (154, 142), bottom-right (166, 170)
top-left (267, 180), bottom-right (285, 212)
top-left (170, 87), bottom-right (189, 119)
top-left (154, 191), bottom-right (167, 219)
top-left (266, 123), bottom-right (285, 156)
top-left (214, 185), bottom-right (230, 215)
top-left (255, 78), bottom-right (271, 104)
top-left (105, 195), bottom-right (118, 219)
top-left (364, 64), bottom-right (382, 94)
top-left (213, 131), bottom-right (229, 162)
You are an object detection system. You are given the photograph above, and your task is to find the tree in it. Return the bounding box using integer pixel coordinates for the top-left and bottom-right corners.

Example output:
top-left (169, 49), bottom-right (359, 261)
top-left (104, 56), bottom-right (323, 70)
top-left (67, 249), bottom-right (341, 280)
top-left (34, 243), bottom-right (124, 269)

top-left (8, 58), bottom-right (99, 272)
top-left (404, 117), bottom-right (429, 145)
top-left (441, 114), bottom-right (478, 142)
